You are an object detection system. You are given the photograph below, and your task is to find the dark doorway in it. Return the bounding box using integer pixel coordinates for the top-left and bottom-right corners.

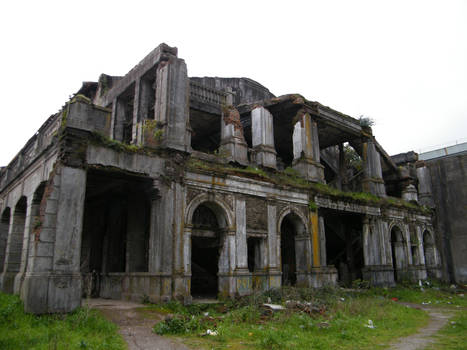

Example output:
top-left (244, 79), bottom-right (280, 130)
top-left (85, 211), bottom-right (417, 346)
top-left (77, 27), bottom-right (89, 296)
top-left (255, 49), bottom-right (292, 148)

top-left (80, 169), bottom-right (151, 297)
top-left (323, 210), bottom-right (364, 286)
top-left (191, 204), bottom-right (222, 298)
top-left (280, 215), bottom-right (297, 286)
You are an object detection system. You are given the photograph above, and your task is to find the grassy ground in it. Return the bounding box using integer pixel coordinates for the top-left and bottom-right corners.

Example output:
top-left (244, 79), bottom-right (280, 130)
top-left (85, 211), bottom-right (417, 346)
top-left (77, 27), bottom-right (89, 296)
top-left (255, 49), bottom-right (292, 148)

top-left (150, 285), bottom-right (466, 350)
top-left (426, 312), bottom-right (467, 350)
top-left (0, 293), bottom-right (126, 350)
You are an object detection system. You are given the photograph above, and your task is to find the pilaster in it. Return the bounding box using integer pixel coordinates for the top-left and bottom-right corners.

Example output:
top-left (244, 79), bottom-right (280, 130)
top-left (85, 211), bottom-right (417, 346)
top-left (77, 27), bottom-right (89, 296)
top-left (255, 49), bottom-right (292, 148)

top-left (251, 107), bottom-right (276, 169)
top-left (154, 57), bottom-right (191, 152)
top-left (292, 111), bottom-right (324, 182)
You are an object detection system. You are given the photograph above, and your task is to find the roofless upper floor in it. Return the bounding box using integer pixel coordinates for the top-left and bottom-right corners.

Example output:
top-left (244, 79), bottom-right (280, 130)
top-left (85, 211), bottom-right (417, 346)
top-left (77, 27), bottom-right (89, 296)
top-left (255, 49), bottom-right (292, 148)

top-left (0, 43), bottom-right (418, 200)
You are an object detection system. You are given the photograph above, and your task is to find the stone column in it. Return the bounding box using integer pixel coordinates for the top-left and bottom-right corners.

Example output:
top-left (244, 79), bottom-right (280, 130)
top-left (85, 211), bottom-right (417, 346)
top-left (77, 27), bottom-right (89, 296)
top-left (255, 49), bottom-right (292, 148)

top-left (154, 57), bottom-right (191, 152)
top-left (266, 202), bottom-right (281, 288)
top-left (292, 111), bottom-right (324, 182)
top-left (251, 106), bottom-right (277, 169)
top-left (234, 197), bottom-right (250, 295)
top-left (235, 198), bottom-right (248, 270)
top-left (362, 216), bottom-right (371, 266)
top-left (318, 215), bottom-right (327, 266)
top-left (0, 208), bottom-right (21, 293)
top-left (13, 197), bottom-right (33, 295)
top-left (23, 166), bottom-right (87, 313)
top-left (362, 137), bottom-right (386, 196)
top-left (416, 165), bottom-right (434, 207)
top-left (220, 105), bottom-right (248, 165)
top-left (172, 183), bottom-right (186, 299)
top-left (148, 179), bottom-right (174, 302)
top-left (402, 184), bottom-right (418, 202)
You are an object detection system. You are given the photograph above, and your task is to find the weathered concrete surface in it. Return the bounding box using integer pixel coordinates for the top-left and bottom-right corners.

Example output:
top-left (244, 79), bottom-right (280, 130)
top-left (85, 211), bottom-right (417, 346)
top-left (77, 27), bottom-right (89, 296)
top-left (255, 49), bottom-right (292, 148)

top-left (86, 298), bottom-right (191, 350)
top-left (389, 303), bottom-right (454, 350)
top-left (425, 154), bottom-right (467, 283)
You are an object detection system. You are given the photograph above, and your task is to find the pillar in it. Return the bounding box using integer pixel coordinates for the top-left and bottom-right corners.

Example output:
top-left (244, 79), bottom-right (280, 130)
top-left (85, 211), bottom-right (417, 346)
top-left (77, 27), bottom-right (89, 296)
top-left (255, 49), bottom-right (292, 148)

top-left (251, 107), bottom-right (276, 169)
top-left (154, 57), bottom-right (191, 152)
top-left (234, 197), bottom-right (250, 295)
top-left (1, 198), bottom-right (27, 294)
top-left (361, 216), bottom-right (395, 287)
top-left (266, 202), bottom-right (281, 288)
top-left (220, 104), bottom-right (248, 165)
top-left (292, 111), bottom-right (324, 182)
top-left (14, 197), bottom-right (34, 295)
top-left (22, 166), bottom-right (87, 313)
top-left (362, 137), bottom-right (386, 196)
top-left (309, 211), bottom-right (337, 287)
top-left (148, 179), bottom-right (174, 302)
top-left (416, 165), bottom-right (434, 207)
top-left (402, 184), bottom-right (418, 202)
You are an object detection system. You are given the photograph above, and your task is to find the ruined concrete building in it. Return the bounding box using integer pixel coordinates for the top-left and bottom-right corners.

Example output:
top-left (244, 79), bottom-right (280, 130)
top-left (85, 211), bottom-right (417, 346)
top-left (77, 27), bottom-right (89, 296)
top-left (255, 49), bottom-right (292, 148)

top-left (0, 44), bottom-right (443, 313)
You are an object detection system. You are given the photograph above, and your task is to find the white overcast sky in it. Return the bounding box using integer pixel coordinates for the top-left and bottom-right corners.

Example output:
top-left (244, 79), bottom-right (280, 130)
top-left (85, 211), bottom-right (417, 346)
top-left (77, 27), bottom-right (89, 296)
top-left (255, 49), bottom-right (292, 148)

top-left (1, 0), bottom-right (466, 166)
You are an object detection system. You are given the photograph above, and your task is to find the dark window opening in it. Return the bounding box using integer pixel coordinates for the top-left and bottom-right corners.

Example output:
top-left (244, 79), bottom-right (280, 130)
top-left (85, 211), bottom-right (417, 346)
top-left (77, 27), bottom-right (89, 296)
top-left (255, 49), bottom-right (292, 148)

top-left (114, 83), bottom-right (135, 144)
top-left (190, 109), bottom-right (221, 153)
top-left (247, 237), bottom-right (262, 273)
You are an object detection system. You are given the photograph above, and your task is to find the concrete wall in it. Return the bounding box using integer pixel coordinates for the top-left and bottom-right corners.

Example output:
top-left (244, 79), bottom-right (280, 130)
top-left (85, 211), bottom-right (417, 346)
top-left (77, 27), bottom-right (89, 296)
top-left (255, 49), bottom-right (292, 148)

top-left (425, 153), bottom-right (467, 283)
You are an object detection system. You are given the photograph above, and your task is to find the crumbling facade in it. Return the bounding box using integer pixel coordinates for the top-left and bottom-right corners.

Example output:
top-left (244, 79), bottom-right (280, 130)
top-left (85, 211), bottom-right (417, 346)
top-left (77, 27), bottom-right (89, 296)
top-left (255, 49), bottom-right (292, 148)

top-left (0, 44), bottom-right (442, 313)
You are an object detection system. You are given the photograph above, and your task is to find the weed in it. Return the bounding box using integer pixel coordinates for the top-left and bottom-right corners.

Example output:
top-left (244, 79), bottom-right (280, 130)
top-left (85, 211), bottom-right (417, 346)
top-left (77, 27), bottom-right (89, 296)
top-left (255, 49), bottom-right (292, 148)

top-left (0, 293), bottom-right (125, 350)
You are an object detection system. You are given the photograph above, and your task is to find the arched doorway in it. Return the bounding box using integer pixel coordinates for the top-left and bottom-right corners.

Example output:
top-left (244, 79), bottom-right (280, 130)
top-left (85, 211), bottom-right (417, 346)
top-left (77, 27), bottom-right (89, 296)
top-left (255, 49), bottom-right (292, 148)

top-left (391, 225), bottom-right (408, 282)
top-left (191, 203), bottom-right (226, 298)
top-left (280, 212), bottom-right (307, 286)
top-left (3, 197), bottom-right (27, 293)
top-left (0, 208), bottom-right (11, 272)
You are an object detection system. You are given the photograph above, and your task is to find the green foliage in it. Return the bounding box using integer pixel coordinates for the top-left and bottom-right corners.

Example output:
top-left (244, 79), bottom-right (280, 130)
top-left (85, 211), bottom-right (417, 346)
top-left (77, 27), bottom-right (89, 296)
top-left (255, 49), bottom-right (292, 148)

top-left (0, 293), bottom-right (125, 350)
top-left (186, 158), bottom-right (432, 215)
top-left (142, 120), bottom-right (164, 143)
top-left (359, 116), bottom-right (375, 128)
top-left (164, 286), bottom-right (434, 350)
top-left (344, 145), bottom-right (362, 171)
top-left (90, 132), bottom-right (143, 154)
top-left (351, 279), bottom-right (370, 289)
top-left (33, 217), bottom-right (42, 230)
top-left (308, 200), bottom-right (318, 212)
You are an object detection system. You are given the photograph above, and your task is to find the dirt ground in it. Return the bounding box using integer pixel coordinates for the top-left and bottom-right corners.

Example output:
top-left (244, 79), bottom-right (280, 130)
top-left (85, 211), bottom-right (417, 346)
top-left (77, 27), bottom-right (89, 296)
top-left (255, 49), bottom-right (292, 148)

top-left (86, 298), bottom-right (456, 350)
top-left (388, 303), bottom-right (454, 350)
top-left (85, 299), bottom-right (191, 350)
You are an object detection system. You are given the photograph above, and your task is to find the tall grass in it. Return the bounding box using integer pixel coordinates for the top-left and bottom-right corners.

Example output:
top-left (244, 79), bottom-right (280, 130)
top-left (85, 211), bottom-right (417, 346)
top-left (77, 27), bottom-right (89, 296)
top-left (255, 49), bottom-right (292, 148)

top-left (0, 293), bottom-right (126, 350)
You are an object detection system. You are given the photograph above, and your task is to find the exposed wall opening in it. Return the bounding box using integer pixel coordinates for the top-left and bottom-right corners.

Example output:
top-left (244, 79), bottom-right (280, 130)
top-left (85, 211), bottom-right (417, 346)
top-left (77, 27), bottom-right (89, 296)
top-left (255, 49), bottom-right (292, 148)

top-left (5, 197), bottom-right (27, 274)
top-left (114, 83), bottom-right (136, 144)
top-left (273, 117), bottom-right (295, 170)
top-left (80, 169), bottom-right (151, 297)
top-left (140, 68), bottom-right (157, 120)
top-left (190, 109), bottom-right (221, 153)
top-left (391, 225), bottom-right (408, 281)
top-left (323, 210), bottom-right (364, 286)
top-left (191, 203), bottom-right (225, 298)
top-left (0, 208), bottom-right (11, 272)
